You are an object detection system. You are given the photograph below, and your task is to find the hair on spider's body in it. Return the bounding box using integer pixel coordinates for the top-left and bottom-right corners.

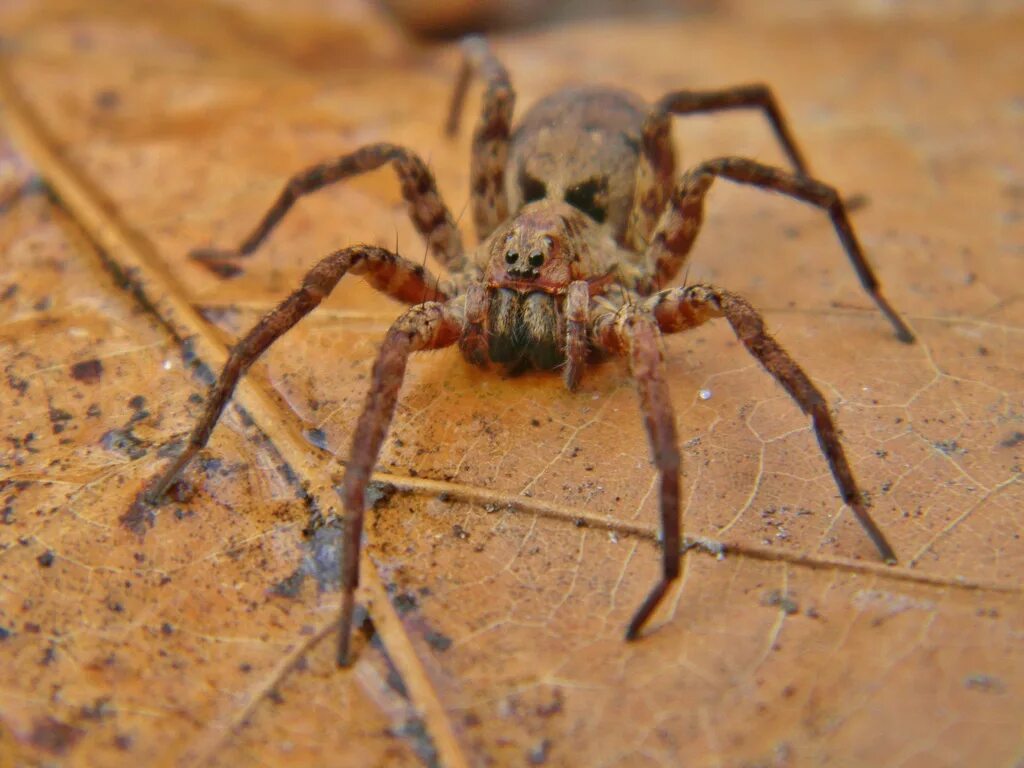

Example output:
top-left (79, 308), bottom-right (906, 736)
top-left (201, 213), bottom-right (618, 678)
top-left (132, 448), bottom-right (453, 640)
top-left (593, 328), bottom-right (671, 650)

top-left (150, 36), bottom-right (914, 667)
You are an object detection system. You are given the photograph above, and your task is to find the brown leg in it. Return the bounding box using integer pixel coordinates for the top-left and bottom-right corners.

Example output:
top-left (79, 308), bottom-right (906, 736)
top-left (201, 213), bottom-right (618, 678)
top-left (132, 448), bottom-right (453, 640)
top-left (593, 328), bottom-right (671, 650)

top-left (658, 86), bottom-right (810, 174)
top-left (644, 283), bottom-right (897, 563)
top-left (192, 143), bottom-right (465, 276)
top-left (458, 282), bottom-right (489, 367)
top-left (337, 301), bottom-right (463, 666)
top-left (640, 157), bottom-right (915, 343)
top-left (628, 84), bottom-right (810, 253)
top-left (445, 35), bottom-right (514, 241)
top-left (591, 306), bottom-right (681, 640)
top-left (563, 280), bottom-right (590, 391)
top-left (146, 246), bottom-right (452, 502)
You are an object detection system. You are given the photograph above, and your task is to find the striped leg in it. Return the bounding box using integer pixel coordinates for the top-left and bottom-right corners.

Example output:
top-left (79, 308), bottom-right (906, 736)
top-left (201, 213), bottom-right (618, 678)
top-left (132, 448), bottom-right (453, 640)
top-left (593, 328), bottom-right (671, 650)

top-left (644, 283), bottom-right (897, 563)
top-left (192, 144), bottom-right (465, 276)
top-left (628, 84), bottom-right (809, 252)
top-left (337, 301), bottom-right (463, 665)
top-left (591, 306), bottom-right (681, 640)
top-left (445, 35), bottom-right (515, 241)
top-left (639, 157), bottom-right (915, 343)
top-left (147, 245), bottom-right (452, 502)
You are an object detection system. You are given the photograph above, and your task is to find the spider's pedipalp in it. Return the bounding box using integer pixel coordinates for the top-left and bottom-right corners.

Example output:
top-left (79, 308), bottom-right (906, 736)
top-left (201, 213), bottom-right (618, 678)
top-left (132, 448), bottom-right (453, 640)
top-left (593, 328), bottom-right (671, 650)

top-left (563, 280), bottom-right (590, 391)
top-left (191, 143), bottom-right (466, 276)
top-left (146, 245), bottom-right (451, 503)
top-left (337, 301), bottom-right (464, 666)
top-left (644, 283), bottom-right (897, 563)
top-left (639, 156), bottom-right (915, 343)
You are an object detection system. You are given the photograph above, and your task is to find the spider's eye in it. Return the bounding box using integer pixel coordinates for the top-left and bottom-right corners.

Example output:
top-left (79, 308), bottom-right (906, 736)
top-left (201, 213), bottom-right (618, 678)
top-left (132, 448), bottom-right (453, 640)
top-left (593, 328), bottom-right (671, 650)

top-left (528, 251), bottom-right (544, 268)
top-left (505, 250), bottom-right (519, 265)
top-left (520, 171), bottom-right (547, 203)
top-left (564, 177), bottom-right (608, 223)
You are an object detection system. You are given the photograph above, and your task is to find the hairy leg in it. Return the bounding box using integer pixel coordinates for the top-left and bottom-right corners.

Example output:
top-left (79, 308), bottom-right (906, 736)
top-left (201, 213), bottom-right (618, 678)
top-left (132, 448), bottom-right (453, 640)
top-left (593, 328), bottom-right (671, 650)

top-left (639, 156), bottom-right (915, 342)
top-left (591, 306), bottom-right (681, 639)
top-left (458, 282), bottom-right (489, 367)
top-left (563, 280), bottom-right (590, 391)
top-left (147, 245), bottom-right (452, 501)
top-left (628, 84), bottom-right (809, 251)
top-left (445, 35), bottom-right (515, 240)
top-left (337, 301), bottom-right (463, 665)
top-left (192, 143), bottom-right (465, 276)
top-left (644, 283), bottom-right (897, 562)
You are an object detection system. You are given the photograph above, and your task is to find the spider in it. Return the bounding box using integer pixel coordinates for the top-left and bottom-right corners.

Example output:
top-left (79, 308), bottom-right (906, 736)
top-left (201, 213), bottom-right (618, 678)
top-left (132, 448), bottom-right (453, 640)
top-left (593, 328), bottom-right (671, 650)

top-left (147, 37), bottom-right (914, 667)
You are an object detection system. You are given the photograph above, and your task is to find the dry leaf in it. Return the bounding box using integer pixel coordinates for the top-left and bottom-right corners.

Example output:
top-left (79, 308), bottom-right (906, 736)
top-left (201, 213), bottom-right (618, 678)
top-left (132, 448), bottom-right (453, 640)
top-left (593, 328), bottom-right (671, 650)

top-left (1, 2), bottom-right (1022, 766)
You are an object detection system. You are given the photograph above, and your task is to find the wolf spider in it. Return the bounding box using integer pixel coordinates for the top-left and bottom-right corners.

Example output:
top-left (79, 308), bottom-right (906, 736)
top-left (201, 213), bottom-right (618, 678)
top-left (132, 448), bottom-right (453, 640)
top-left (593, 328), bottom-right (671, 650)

top-left (148, 37), bottom-right (914, 666)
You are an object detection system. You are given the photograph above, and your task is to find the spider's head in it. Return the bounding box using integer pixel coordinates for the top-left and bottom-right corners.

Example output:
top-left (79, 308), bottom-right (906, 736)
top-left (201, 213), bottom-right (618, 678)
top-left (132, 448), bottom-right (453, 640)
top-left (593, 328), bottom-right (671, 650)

top-left (483, 200), bottom-right (593, 294)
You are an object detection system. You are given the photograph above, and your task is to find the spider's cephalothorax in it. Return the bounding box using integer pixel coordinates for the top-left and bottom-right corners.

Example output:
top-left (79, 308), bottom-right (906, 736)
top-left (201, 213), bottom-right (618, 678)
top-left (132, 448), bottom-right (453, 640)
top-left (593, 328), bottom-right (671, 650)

top-left (149, 36), bottom-right (915, 667)
top-left (477, 200), bottom-right (614, 372)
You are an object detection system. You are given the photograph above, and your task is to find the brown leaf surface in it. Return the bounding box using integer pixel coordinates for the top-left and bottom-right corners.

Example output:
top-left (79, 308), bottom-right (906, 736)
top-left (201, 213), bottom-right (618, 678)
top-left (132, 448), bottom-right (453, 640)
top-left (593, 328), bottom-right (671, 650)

top-left (1, 2), bottom-right (1022, 766)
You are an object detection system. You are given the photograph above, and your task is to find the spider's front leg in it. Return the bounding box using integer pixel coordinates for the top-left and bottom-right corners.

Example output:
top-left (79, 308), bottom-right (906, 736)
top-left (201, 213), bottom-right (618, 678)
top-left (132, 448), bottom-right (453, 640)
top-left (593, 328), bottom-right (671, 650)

top-left (337, 301), bottom-right (464, 666)
top-left (445, 35), bottom-right (515, 240)
top-left (191, 143), bottom-right (466, 276)
top-left (639, 156), bottom-right (915, 343)
top-left (591, 306), bottom-right (682, 639)
top-left (146, 245), bottom-right (453, 502)
top-left (644, 283), bottom-right (897, 562)
top-left (593, 284), bottom-right (897, 640)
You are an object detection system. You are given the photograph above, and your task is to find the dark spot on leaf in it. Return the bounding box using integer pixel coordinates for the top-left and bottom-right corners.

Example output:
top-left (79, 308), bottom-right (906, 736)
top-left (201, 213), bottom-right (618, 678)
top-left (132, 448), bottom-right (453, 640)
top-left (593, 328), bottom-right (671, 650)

top-left (120, 490), bottom-right (156, 535)
top-left (29, 716), bottom-right (83, 755)
top-left (529, 738), bottom-right (551, 765)
top-left (101, 427), bottom-right (147, 460)
top-left (365, 481), bottom-right (396, 509)
top-left (305, 427), bottom-right (329, 450)
top-left (965, 674), bottom-right (1006, 693)
top-left (393, 592), bottom-right (418, 614)
top-left (425, 629), bottom-right (452, 652)
top-left (94, 88), bottom-right (120, 109)
top-left (71, 358), bottom-right (104, 383)
top-left (1000, 431), bottom-right (1024, 448)
top-left (761, 589), bottom-right (799, 615)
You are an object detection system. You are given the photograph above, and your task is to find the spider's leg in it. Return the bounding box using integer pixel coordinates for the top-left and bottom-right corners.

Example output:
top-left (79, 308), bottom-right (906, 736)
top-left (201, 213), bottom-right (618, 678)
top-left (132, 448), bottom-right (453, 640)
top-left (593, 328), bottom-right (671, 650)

top-left (563, 280), bottom-right (590, 391)
top-left (644, 283), bottom-right (897, 563)
top-left (458, 282), bottom-right (489, 367)
top-left (591, 305), bottom-right (681, 640)
top-left (147, 246), bottom-right (453, 501)
top-left (658, 86), bottom-right (810, 173)
top-left (192, 144), bottom-right (466, 276)
top-left (638, 157), bottom-right (915, 343)
top-left (338, 301), bottom-right (463, 666)
top-left (445, 35), bottom-right (514, 240)
top-left (628, 85), bottom-right (809, 251)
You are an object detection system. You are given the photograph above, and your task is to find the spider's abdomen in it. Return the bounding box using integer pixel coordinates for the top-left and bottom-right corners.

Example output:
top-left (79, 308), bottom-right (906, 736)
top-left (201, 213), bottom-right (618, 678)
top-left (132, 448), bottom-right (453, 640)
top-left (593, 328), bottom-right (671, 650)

top-left (487, 288), bottom-right (565, 371)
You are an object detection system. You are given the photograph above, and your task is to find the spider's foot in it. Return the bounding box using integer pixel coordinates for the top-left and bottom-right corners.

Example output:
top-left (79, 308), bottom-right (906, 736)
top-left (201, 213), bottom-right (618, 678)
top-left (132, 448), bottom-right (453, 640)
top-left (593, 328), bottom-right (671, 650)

top-left (190, 246), bottom-right (245, 279)
top-left (625, 579), bottom-right (673, 641)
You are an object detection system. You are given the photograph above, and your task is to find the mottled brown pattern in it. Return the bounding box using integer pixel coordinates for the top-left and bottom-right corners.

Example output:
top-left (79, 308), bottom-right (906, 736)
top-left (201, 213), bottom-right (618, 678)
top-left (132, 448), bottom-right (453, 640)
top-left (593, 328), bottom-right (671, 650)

top-left (152, 37), bottom-right (913, 664)
top-left (191, 143), bottom-right (465, 276)
top-left (641, 157), bottom-right (915, 341)
top-left (447, 35), bottom-right (514, 240)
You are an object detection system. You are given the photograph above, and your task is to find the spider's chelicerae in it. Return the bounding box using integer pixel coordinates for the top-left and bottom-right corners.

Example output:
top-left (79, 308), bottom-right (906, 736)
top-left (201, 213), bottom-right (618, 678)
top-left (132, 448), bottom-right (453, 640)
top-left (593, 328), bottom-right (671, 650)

top-left (148, 38), bottom-right (915, 666)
